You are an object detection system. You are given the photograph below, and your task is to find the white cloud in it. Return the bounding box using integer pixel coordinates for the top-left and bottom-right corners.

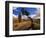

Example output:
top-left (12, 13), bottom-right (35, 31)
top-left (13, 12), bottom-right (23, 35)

top-left (22, 15), bottom-right (28, 19)
top-left (28, 14), bottom-right (36, 18)
top-left (13, 14), bottom-right (18, 18)
top-left (13, 7), bottom-right (17, 10)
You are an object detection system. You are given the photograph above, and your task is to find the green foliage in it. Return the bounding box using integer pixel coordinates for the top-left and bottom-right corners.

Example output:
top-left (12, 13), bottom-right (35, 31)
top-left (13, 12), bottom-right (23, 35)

top-left (24, 10), bottom-right (30, 16)
top-left (21, 8), bottom-right (30, 16)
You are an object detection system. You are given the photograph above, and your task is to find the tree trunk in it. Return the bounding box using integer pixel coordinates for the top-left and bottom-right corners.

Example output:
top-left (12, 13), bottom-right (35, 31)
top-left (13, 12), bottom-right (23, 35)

top-left (18, 12), bottom-right (21, 23)
top-left (27, 16), bottom-right (34, 29)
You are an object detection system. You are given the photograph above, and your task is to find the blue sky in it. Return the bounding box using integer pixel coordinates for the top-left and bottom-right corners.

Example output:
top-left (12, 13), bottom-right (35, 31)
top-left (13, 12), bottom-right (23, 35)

top-left (13, 7), bottom-right (38, 15)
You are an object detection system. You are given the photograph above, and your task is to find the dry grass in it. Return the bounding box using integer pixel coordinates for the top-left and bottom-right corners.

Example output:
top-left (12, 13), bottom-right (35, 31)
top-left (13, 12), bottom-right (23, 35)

top-left (13, 17), bottom-right (40, 31)
top-left (13, 17), bottom-right (33, 30)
